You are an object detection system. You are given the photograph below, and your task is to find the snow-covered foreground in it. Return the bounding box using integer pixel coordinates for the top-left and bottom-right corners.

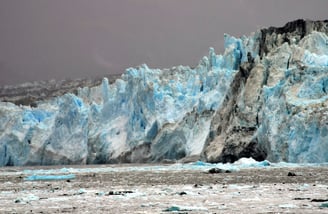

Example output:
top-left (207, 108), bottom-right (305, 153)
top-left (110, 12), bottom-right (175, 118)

top-left (1, 160), bottom-right (328, 213)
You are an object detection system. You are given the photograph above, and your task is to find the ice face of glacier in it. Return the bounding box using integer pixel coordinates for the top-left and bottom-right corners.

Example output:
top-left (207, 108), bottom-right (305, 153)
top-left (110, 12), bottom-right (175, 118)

top-left (0, 19), bottom-right (328, 166)
top-left (0, 37), bottom-right (243, 165)
top-left (204, 19), bottom-right (328, 163)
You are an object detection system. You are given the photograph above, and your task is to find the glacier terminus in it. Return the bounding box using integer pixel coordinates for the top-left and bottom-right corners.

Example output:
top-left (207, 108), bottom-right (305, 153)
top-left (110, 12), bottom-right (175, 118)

top-left (0, 19), bottom-right (328, 166)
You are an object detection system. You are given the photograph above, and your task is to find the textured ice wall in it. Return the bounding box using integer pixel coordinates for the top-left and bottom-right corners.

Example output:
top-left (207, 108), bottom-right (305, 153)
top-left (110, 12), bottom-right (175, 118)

top-left (204, 20), bottom-right (328, 164)
top-left (0, 32), bottom-right (258, 166)
top-left (257, 31), bottom-right (328, 163)
top-left (0, 19), bottom-right (327, 166)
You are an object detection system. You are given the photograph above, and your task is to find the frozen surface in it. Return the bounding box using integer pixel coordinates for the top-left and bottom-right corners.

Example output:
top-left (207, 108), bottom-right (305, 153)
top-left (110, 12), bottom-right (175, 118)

top-left (1, 158), bottom-right (323, 178)
top-left (0, 162), bottom-right (327, 213)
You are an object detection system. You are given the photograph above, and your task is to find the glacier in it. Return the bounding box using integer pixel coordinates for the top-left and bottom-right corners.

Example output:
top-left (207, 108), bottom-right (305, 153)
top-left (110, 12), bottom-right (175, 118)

top-left (0, 19), bottom-right (328, 166)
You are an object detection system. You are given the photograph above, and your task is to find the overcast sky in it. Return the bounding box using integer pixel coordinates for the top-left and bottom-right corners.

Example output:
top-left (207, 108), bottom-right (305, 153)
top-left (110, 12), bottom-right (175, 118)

top-left (0, 0), bottom-right (327, 85)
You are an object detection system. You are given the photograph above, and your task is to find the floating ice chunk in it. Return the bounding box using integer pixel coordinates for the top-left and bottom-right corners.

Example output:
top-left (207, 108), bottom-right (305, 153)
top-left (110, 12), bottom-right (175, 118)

top-left (234, 157), bottom-right (271, 167)
top-left (164, 205), bottom-right (208, 212)
top-left (320, 203), bottom-right (328, 208)
top-left (15, 194), bottom-right (40, 204)
top-left (24, 174), bottom-right (76, 181)
top-left (192, 161), bottom-right (212, 166)
top-left (234, 157), bottom-right (258, 165)
top-left (298, 183), bottom-right (309, 191)
top-left (95, 191), bottom-right (105, 196)
top-left (279, 204), bottom-right (299, 209)
top-left (76, 188), bottom-right (87, 195)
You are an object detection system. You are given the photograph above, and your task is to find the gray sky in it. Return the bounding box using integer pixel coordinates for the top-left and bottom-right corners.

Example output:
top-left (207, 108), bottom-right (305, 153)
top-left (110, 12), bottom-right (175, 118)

top-left (0, 0), bottom-right (327, 85)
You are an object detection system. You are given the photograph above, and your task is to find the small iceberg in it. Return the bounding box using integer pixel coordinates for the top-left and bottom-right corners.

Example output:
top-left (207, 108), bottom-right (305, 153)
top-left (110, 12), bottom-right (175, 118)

top-left (24, 174), bottom-right (76, 181)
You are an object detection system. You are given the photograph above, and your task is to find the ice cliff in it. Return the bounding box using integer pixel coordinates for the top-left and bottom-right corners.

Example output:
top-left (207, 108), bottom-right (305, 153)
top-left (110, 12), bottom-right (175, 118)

top-left (1, 19), bottom-right (328, 166)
